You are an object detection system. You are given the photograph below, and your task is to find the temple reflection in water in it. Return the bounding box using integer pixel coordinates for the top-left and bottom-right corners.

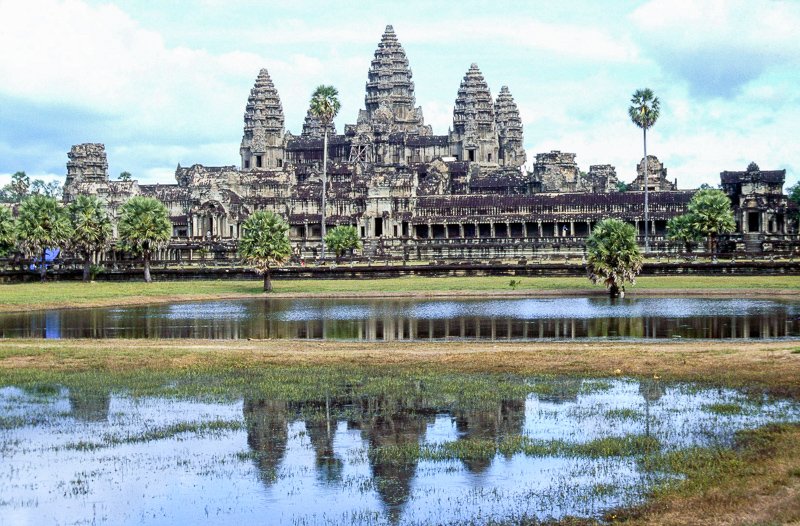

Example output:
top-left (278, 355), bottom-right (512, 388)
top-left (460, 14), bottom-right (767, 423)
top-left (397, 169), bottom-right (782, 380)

top-left (243, 388), bottom-right (527, 520)
top-left (1, 297), bottom-right (797, 340)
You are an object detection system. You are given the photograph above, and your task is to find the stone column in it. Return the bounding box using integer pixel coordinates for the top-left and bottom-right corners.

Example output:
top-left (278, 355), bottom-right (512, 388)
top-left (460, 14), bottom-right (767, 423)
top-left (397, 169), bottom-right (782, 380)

top-left (761, 211), bottom-right (767, 233)
top-left (506, 222), bottom-right (511, 238)
top-left (459, 223), bottom-right (464, 238)
top-left (569, 221), bottom-right (575, 236)
top-left (538, 221), bottom-right (543, 237)
top-left (490, 222), bottom-right (496, 237)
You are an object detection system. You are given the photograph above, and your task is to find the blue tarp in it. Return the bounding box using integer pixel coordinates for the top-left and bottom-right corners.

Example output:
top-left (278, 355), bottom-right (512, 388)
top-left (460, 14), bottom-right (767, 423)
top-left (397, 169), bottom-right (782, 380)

top-left (29, 247), bottom-right (60, 270)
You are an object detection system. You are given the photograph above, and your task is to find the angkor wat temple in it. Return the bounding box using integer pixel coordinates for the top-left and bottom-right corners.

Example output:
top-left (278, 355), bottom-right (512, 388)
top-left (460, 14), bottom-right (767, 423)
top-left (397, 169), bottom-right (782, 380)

top-left (62, 25), bottom-right (796, 261)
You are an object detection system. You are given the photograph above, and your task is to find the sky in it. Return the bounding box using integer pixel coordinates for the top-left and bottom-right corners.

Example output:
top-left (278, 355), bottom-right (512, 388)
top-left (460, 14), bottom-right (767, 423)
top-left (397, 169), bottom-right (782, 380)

top-left (1, 0), bottom-right (799, 190)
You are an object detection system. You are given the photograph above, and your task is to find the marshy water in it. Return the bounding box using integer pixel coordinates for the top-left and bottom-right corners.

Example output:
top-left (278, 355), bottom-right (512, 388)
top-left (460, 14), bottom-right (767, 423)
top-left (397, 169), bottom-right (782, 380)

top-left (1, 296), bottom-right (799, 340)
top-left (1, 369), bottom-right (799, 525)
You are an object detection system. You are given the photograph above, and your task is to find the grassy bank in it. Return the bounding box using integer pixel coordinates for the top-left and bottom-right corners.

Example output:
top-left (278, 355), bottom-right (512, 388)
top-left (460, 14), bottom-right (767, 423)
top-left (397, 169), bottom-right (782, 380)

top-left (2, 338), bottom-right (799, 397)
top-left (1, 275), bottom-right (798, 312)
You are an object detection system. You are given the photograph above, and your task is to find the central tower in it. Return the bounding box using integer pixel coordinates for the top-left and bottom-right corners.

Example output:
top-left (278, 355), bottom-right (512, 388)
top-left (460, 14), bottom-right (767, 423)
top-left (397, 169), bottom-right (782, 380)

top-left (240, 68), bottom-right (285, 170)
top-left (356, 25), bottom-right (430, 135)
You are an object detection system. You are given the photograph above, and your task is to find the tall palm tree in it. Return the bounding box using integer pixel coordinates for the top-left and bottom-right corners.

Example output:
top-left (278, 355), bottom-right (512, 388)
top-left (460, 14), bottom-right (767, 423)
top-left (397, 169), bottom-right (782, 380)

top-left (68, 195), bottom-right (113, 281)
top-left (118, 196), bottom-right (172, 283)
top-left (16, 194), bottom-right (72, 282)
top-left (628, 88), bottom-right (661, 253)
top-left (309, 85), bottom-right (341, 260)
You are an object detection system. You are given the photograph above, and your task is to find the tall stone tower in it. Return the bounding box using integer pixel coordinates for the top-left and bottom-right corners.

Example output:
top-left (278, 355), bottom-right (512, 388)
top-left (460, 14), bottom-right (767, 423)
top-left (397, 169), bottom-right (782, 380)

top-left (63, 143), bottom-right (109, 202)
top-left (356, 25), bottom-right (430, 135)
top-left (240, 69), bottom-right (285, 170)
top-left (450, 64), bottom-right (499, 164)
top-left (494, 86), bottom-right (526, 168)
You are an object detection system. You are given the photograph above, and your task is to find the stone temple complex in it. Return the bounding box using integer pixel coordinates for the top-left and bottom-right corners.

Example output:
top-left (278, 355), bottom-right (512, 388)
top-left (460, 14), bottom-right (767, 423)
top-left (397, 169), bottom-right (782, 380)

top-left (62, 25), bottom-right (796, 261)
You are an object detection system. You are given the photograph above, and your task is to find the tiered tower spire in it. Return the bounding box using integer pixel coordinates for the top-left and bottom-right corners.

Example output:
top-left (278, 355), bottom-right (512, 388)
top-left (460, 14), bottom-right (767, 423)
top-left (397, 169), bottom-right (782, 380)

top-left (301, 109), bottom-right (337, 138)
top-left (357, 25), bottom-right (429, 134)
top-left (494, 86), bottom-right (526, 167)
top-left (451, 64), bottom-right (499, 164)
top-left (240, 68), bottom-right (285, 170)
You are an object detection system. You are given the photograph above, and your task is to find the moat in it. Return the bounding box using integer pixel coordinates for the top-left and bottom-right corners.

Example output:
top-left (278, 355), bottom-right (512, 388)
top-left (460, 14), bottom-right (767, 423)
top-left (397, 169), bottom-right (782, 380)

top-left (1, 296), bottom-right (797, 340)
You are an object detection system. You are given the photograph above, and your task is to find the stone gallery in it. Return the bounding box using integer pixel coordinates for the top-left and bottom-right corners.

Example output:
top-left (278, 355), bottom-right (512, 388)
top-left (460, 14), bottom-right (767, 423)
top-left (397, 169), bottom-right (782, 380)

top-left (62, 26), bottom-right (794, 261)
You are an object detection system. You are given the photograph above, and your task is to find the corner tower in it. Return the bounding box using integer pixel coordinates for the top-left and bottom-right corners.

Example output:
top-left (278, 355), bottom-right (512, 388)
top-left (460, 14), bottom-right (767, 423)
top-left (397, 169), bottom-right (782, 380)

top-left (494, 86), bottom-right (526, 168)
top-left (240, 69), bottom-right (285, 170)
top-left (356, 25), bottom-right (430, 135)
top-left (450, 64), bottom-right (499, 164)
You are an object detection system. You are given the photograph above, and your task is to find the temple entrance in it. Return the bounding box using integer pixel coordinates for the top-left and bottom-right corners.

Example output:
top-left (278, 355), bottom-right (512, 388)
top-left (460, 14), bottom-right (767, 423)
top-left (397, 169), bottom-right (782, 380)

top-left (748, 212), bottom-right (760, 233)
top-left (374, 218), bottom-right (383, 237)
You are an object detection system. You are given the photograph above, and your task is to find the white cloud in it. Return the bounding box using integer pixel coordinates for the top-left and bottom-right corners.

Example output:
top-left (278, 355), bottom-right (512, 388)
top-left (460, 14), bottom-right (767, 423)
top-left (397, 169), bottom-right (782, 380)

top-left (630, 0), bottom-right (800, 97)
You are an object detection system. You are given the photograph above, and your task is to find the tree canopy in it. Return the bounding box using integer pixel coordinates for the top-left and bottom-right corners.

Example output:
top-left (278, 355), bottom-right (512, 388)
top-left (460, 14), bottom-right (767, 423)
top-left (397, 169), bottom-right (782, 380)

top-left (69, 195), bottom-right (113, 281)
top-left (0, 206), bottom-right (15, 257)
top-left (687, 189), bottom-right (735, 253)
top-left (628, 88), bottom-right (660, 130)
top-left (309, 85), bottom-right (341, 125)
top-left (324, 225), bottom-right (362, 259)
top-left (239, 210), bottom-right (292, 292)
top-left (16, 194), bottom-right (72, 281)
top-left (118, 196), bottom-right (172, 282)
top-left (0, 171), bottom-right (30, 203)
top-left (666, 214), bottom-right (701, 253)
top-left (586, 218), bottom-right (643, 297)
top-left (788, 182), bottom-right (800, 220)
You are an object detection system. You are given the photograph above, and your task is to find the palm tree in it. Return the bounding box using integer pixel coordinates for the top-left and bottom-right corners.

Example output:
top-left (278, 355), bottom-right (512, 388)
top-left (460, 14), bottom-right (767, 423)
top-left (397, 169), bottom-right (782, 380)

top-left (309, 85), bottom-right (341, 260)
top-left (68, 195), bottom-right (113, 282)
top-left (629, 88), bottom-right (661, 253)
top-left (666, 214), bottom-right (701, 253)
top-left (586, 218), bottom-right (643, 297)
top-left (16, 194), bottom-right (72, 282)
top-left (118, 196), bottom-right (172, 282)
top-left (239, 210), bottom-right (292, 292)
top-left (0, 206), bottom-right (16, 256)
top-left (687, 189), bottom-right (736, 254)
top-left (324, 225), bottom-right (362, 261)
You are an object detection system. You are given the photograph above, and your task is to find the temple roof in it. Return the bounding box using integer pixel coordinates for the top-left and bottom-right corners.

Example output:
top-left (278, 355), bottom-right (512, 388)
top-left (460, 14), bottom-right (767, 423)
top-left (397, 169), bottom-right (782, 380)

top-left (720, 168), bottom-right (786, 184)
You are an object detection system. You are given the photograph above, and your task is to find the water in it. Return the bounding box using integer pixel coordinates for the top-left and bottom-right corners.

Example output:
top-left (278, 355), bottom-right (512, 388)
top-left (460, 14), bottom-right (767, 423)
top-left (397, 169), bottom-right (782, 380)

top-left (1, 373), bottom-right (798, 525)
top-left (1, 296), bottom-right (799, 339)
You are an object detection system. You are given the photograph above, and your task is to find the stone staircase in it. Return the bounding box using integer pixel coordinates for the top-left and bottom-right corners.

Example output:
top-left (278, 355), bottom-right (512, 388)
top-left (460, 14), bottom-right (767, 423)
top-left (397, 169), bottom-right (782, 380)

top-left (744, 233), bottom-right (762, 253)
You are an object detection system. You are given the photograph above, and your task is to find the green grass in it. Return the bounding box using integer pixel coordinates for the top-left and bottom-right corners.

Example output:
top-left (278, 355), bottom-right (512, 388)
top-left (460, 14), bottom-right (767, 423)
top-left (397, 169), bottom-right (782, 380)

top-left (703, 402), bottom-right (746, 416)
top-left (1, 275), bottom-right (798, 311)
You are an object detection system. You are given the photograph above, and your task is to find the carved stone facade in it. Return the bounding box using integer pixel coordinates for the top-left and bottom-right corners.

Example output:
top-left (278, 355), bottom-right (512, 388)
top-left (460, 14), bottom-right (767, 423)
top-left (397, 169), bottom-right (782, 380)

top-left (630, 155), bottom-right (677, 192)
top-left (61, 25), bottom-right (797, 259)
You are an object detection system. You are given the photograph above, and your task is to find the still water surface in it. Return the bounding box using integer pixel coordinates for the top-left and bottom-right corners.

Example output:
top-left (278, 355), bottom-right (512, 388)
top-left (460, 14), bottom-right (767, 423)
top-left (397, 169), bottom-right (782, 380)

top-left (1, 375), bottom-right (798, 525)
top-left (1, 297), bottom-right (798, 339)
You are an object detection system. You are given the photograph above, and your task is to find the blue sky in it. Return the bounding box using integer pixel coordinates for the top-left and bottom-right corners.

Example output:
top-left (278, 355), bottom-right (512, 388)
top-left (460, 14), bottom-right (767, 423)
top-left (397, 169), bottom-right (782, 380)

top-left (1, 0), bottom-right (798, 189)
